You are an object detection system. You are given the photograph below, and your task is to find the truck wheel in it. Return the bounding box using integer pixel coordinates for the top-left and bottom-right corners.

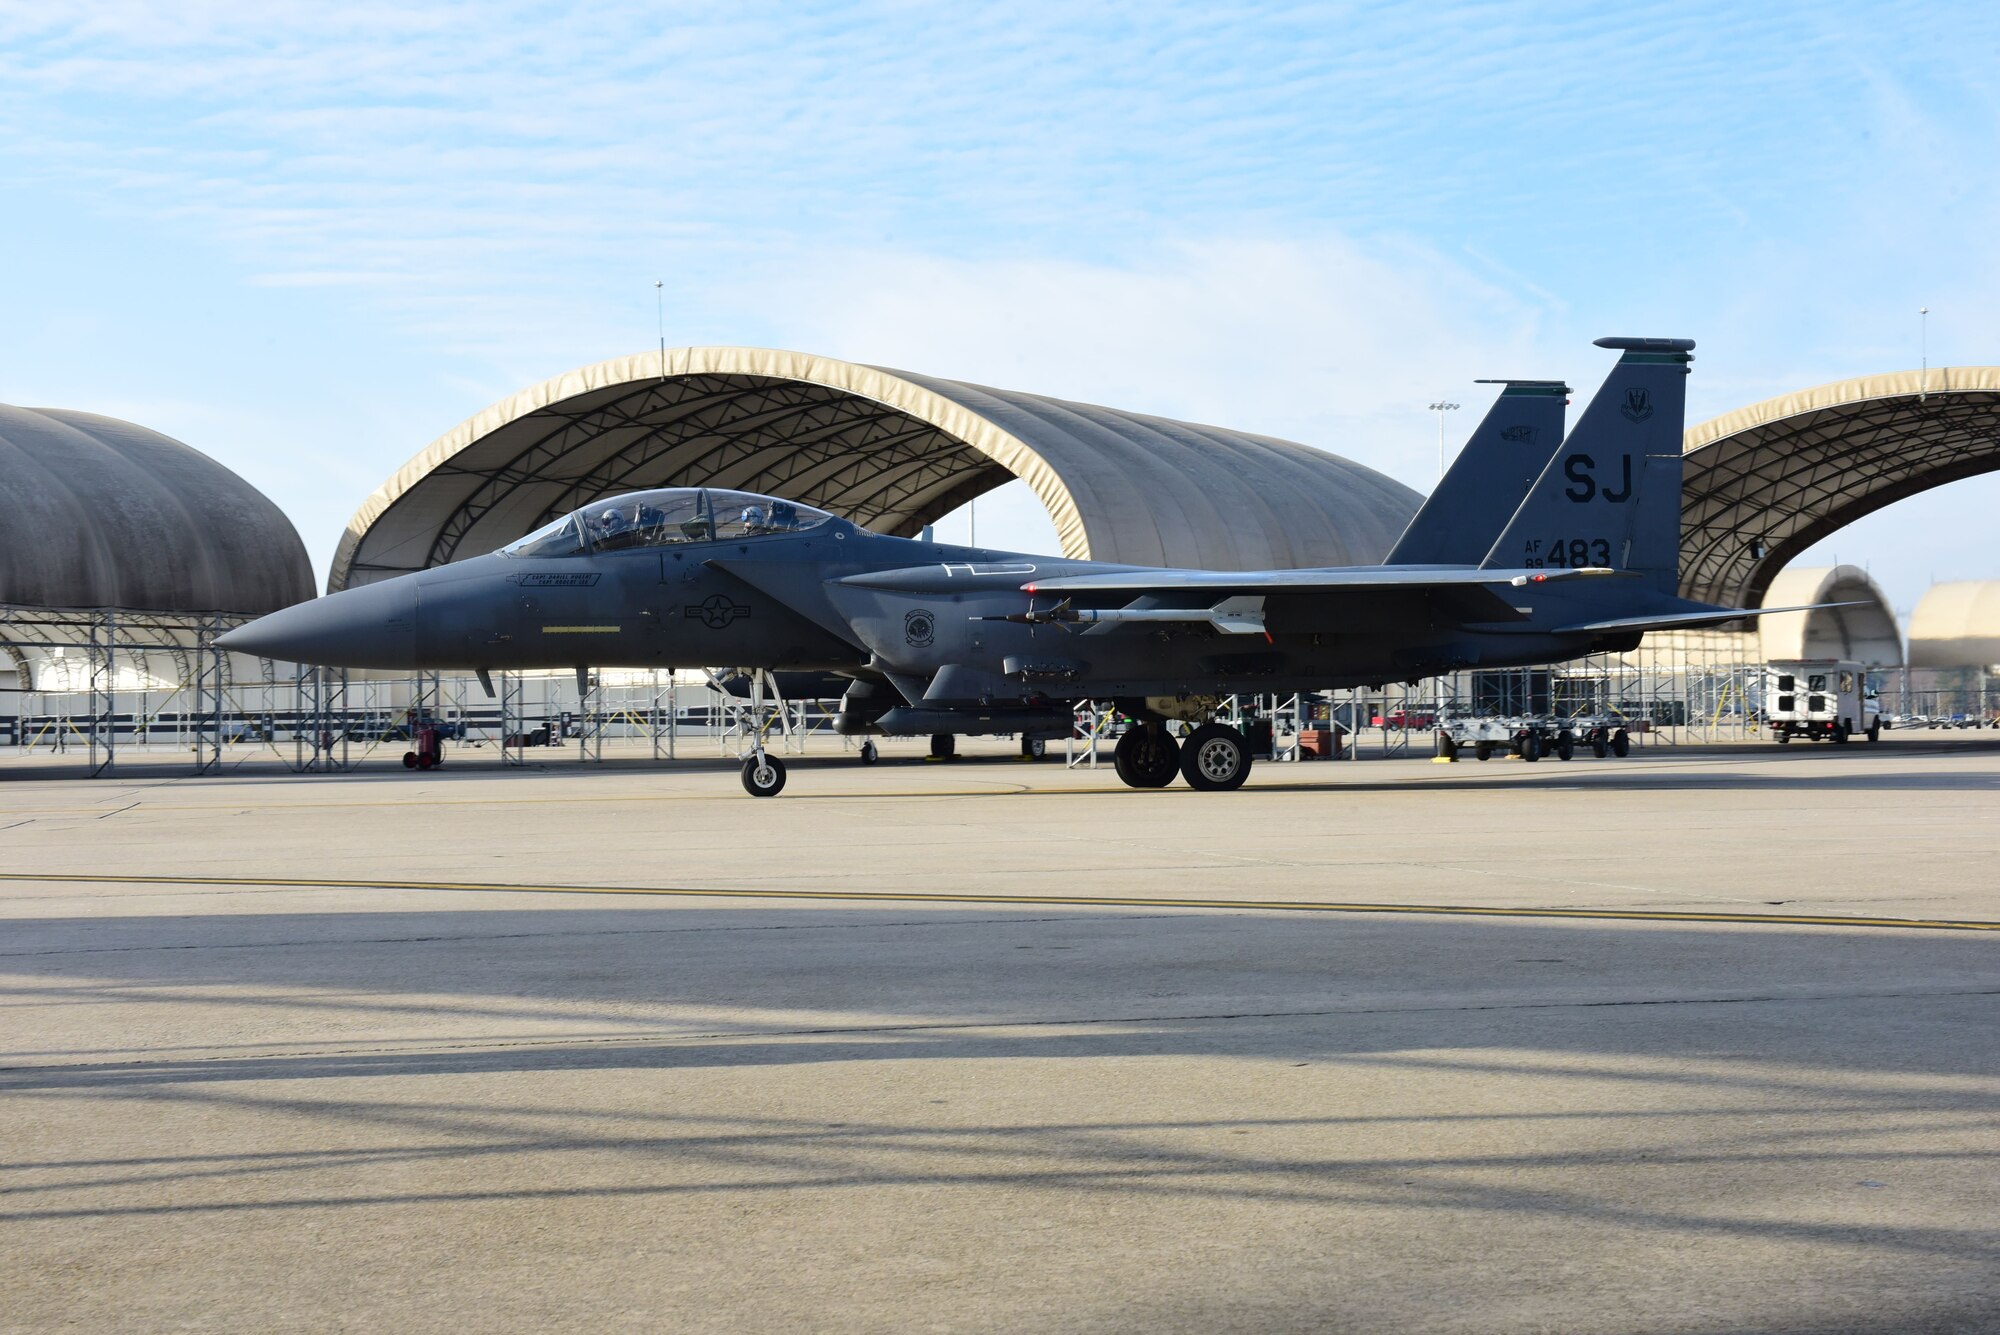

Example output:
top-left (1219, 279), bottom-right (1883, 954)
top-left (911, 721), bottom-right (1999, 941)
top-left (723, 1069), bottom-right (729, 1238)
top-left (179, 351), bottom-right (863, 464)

top-left (402, 751), bottom-right (417, 769)
top-left (1520, 733), bottom-right (1541, 762)
top-left (1179, 723), bottom-right (1251, 791)
top-left (1439, 735), bottom-right (1459, 760)
top-left (1775, 730), bottom-right (1790, 744)
top-left (1591, 734), bottom-right (1608, 759)
top-left (1867, 720), bottom-right (1881, 743)
top-left (1475, 741), bottom-right (1493, 761)
top-left (741, 754), bottom-right (787, 797)
top-left (1556, 734), bottom-right (1575, 761)
top-left (1833, 723), bottom-right (1851, 745)
top-left (1610, 730), bottom-right (1630, 758)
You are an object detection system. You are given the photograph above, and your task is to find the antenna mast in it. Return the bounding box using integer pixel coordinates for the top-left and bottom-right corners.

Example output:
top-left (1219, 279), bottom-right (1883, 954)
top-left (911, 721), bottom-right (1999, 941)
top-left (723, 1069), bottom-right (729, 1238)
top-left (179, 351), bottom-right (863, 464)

top-left (1919, 306), bottom-right (1929, 402)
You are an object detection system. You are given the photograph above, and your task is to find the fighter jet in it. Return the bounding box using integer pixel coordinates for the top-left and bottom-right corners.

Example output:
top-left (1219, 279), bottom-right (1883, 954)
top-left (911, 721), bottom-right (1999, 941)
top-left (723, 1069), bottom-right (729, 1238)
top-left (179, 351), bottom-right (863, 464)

top-left (222, 337), bottom-right (1817, 795)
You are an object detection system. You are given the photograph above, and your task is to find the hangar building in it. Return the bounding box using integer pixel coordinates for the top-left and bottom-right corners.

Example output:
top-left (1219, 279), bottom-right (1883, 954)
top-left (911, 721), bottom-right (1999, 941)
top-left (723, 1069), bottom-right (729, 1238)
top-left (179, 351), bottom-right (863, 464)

top-left (330, 347), bottom-right (1422, 593)
top-left (0, 403), bottom-right (312, 766)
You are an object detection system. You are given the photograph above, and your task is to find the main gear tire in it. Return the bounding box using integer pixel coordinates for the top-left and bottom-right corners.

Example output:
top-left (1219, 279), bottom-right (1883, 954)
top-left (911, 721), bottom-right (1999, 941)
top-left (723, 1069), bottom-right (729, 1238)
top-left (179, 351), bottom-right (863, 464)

top-left (1179, 724), bottom-right (1252, 792)
top-left (929, 733), bottom-right (956, 761)
top-left (1113, 726), bottom-right (1180, 788)
top-left (741, 754), bottom-right (787, 797)
top-left (858, 740), bottom-right (879, 766)
top-left (1021, 736), bottom-right (1047, 760)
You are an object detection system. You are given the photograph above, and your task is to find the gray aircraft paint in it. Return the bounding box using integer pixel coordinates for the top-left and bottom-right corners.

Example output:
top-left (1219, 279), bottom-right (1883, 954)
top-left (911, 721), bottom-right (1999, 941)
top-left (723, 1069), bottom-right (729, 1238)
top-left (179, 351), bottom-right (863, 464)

top-left (223, 338), bottom-right (1797, 738)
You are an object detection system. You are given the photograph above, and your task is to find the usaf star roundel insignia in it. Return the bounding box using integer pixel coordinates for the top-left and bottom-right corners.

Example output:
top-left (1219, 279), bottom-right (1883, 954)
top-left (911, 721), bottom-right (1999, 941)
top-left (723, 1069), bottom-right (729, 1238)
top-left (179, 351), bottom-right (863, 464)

top-left (685, 594), bottom-right (751, 629)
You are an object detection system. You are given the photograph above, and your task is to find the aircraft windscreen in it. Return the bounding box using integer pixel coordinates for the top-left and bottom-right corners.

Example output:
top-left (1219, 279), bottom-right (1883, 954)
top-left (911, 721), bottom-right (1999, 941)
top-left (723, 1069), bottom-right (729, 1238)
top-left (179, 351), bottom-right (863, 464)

top-left (501, 489), bottom-right (834, 557)
top-left (504, 513), bottom-right (586, 558)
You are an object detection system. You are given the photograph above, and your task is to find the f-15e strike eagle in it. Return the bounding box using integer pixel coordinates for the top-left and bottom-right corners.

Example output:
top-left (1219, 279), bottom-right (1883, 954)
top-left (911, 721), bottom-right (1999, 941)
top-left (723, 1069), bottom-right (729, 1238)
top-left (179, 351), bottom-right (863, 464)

top-left (223, 337), bottom-right (1824, 795)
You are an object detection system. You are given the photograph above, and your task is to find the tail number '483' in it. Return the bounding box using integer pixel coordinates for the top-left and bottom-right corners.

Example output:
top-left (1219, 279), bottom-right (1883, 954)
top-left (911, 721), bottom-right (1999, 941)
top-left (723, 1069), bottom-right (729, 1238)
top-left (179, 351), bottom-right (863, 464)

top-left (1523, 537), bottom-right (1612, 568)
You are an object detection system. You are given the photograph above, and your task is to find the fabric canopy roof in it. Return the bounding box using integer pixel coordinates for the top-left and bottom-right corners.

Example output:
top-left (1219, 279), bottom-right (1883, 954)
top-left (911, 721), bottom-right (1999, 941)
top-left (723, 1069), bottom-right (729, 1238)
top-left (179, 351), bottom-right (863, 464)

top-left (331, 347), bottom-right (1422, 592)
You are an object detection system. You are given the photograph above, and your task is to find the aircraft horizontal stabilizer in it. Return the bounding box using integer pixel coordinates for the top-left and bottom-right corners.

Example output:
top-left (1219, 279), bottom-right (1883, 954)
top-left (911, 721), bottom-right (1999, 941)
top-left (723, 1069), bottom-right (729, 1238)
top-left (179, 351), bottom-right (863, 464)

top-left (1552, 601), bottom-right (1871, 636)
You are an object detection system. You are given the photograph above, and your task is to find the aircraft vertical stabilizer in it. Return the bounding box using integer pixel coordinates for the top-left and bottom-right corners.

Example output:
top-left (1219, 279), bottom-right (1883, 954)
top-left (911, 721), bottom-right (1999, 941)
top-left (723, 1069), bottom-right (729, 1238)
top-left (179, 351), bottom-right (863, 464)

top-left (1385, 379), bottom-right (1568, 566)
top-left (1480, 337), bottom-right (1692, 595)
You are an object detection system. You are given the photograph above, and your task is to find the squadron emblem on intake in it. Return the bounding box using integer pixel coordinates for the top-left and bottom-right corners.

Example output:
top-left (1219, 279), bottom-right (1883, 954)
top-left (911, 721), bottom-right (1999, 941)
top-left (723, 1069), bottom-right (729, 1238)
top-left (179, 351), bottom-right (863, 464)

top-left (904, 609), bottom-right (936, 647)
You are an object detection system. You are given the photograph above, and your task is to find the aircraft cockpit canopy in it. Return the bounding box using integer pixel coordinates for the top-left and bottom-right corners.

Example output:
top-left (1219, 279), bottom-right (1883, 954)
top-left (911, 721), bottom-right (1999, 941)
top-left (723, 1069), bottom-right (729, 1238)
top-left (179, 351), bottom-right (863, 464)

top-left (500, 489), bottom-right (836, 558)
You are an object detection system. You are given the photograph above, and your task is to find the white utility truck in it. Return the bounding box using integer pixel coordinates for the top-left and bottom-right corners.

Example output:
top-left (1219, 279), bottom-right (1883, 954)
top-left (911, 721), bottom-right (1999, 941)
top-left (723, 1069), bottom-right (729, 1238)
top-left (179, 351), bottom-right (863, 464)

top-left (1764, 661), bottom-right (1882, 744)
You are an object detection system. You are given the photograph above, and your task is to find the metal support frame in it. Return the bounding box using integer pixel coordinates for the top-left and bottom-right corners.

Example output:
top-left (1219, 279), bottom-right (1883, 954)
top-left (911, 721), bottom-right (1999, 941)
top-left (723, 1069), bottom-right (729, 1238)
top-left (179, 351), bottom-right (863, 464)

top-left (575, 670), bottom-right (603, 763)
top-left (1065, 701), bottom-right (1113, 769)
top-left (498, 671), bottom-right (528, 766)
top-left (291, 664), bottom-right (352, 772)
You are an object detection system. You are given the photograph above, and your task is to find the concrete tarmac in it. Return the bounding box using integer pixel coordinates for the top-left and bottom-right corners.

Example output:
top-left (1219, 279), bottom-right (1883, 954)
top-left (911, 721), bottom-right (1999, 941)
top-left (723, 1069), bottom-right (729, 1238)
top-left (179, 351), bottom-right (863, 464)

top-left (3, 737), bottom-right (1997, 1332)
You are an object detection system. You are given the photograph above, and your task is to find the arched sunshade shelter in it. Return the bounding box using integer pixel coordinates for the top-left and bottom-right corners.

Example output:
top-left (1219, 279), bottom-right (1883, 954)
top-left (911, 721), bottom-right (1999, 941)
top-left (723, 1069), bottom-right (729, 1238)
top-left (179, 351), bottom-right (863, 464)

top-left (1680, 368), bottom-right (2000, 608)
top-left (331, 348), bottom-right (1421, 592)
top-left (1908, 581), bottom-right (2000, 670)
top-left (0, 404), bottom-right (313, 682)
top-left (0, 405), bottom-right (310, 616)
top-left (1757, 565), bottom-right (1901, 668)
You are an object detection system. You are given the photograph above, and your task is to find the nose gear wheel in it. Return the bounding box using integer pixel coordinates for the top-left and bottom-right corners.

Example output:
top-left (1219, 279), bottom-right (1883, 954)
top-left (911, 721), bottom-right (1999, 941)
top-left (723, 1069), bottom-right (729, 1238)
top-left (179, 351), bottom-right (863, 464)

top-left (741, 753), bottom-right (787, 797)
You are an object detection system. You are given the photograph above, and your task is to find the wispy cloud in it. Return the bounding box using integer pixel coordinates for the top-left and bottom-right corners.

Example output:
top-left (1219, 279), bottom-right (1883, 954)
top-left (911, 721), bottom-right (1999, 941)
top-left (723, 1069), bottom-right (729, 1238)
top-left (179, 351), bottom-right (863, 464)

top-left (2, 0), bottom-right (1998, 601)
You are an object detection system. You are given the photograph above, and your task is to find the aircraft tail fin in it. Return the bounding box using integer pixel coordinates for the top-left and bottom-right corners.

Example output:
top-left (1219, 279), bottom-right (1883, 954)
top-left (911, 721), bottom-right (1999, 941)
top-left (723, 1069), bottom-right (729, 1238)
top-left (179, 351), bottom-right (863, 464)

top-left (1480, 337), bottom-right (1693, 595)
top-left (1385, 379), bottom-right (1568, 566)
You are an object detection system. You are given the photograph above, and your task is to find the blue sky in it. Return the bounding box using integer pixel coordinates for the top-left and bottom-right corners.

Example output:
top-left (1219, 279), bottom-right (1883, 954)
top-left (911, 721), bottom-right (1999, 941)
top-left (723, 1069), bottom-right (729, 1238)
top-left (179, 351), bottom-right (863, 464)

top-left (3, 1), bottom-right (1998, 614)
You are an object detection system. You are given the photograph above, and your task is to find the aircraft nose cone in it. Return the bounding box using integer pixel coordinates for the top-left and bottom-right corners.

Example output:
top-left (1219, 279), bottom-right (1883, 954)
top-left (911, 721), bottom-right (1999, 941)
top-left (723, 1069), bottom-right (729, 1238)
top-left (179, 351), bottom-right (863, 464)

top-left (218, 577), bottom-right (420, 668)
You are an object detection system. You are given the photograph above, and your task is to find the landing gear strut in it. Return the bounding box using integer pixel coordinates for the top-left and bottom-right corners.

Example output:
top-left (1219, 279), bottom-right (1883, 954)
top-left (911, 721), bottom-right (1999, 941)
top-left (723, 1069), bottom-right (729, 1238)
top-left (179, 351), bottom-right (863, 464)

top-left (726, 668), bottom-right (791, 797)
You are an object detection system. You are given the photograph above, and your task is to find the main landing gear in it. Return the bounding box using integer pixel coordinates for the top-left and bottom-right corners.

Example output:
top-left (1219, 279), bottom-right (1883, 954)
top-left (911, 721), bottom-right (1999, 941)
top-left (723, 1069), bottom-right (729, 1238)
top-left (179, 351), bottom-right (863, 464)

top-left (1111, 718), bottom-right (1254, 792)
top-left (1113, 723), bottom-right (1179, 787)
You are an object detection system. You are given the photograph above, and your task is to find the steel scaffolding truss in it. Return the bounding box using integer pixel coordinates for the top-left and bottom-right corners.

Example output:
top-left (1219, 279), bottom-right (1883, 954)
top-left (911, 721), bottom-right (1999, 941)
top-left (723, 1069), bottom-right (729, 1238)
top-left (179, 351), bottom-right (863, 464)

top-left (1680, 379), bottom-right (2000, 608)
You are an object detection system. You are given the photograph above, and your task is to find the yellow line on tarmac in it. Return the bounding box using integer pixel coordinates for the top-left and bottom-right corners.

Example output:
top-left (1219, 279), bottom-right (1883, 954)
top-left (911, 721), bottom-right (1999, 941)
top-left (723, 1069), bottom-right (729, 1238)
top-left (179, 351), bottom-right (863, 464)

top-left (2, 872), bottom-right (1997, 932)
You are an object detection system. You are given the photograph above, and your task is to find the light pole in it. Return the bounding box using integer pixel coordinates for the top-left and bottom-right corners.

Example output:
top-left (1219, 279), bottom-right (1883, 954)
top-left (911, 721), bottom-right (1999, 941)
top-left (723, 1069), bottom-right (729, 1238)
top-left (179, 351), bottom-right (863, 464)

top-left (1427, 401), bottom-right (1460, 481)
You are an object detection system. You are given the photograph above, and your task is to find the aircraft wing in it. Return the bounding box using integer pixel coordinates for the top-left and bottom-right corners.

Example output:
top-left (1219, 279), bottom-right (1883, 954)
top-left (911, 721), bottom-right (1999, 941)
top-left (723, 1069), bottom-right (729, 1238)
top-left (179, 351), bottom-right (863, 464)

top-left (1550, 601), bottom-right (1872, 636)
top-left (1023, 566), bottom-right (1625, 594)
